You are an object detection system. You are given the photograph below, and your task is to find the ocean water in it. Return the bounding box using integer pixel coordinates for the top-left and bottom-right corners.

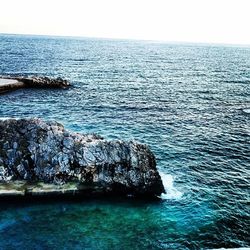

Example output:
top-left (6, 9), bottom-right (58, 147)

top-left (0, 34), bottom-right (249, 249)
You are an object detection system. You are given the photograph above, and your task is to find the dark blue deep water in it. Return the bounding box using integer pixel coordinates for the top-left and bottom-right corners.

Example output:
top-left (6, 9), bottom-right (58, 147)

top-left (0, 34), bottom-right (249, 249)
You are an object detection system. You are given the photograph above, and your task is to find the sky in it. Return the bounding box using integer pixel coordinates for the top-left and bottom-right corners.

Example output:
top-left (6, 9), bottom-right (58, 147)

top-left (0, 0), bottom-right (250, 45)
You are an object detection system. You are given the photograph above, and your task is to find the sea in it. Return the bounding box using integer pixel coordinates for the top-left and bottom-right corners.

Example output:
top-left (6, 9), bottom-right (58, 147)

top-left (0, 34), bottom-right (249, 250)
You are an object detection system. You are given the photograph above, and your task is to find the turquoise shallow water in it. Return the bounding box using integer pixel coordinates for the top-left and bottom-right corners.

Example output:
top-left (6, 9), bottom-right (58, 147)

top-left (0, 34), bottom-right (249, 249)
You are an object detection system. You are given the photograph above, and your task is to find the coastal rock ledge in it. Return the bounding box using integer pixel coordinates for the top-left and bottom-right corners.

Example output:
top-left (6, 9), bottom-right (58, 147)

top-left (0, 118), bottom-right (164, 198)
top-left (0, 76), bottom-right (70, 94)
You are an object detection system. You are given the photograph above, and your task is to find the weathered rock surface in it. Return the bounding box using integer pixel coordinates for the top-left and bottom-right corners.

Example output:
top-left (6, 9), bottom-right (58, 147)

top-left (0, 118), bottom-right (164, 197)
top-left (0, 76), bottom-right (70, 94)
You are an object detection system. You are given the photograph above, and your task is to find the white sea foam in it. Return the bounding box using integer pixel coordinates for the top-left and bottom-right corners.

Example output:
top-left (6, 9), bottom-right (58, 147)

top-left (0, 117), bottom-right (16, 120)
top-left (242, 108), bottom-right (250, 114)
top-left (159, 172), bottom-right (182, 200)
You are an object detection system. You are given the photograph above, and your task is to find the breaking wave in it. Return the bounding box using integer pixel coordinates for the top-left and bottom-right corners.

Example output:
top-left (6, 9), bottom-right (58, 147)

top-left (159, 172), bottom-right (182, 200)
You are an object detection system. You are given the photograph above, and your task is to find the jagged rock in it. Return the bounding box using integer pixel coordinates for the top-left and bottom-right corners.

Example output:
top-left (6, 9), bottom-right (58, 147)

top-left (15, 76), bottom-right (70, 88)
top-left (0, 76), bottom-right (70, 94)
top-left (0, 118), bottom-right (164, 197)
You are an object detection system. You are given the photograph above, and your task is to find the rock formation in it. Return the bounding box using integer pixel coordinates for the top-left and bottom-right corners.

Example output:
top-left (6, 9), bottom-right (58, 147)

top-left (0, 118), bottom-right (164, 197)
top-left (0, 76), bottom-right (70, 94)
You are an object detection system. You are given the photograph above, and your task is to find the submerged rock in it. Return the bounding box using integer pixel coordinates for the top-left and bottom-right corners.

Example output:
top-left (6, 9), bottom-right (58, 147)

top-left (0, 118), bottom-right (164, 197)
top-left (0, 76), bottom-right (70, 94)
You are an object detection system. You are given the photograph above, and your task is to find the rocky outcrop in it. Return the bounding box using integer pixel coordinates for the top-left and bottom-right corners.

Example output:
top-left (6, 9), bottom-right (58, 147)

top-left (0, 76), bottom-right (70, 94)
top-left (0, 118), bottom-right (164, 197)
top-left (13, 76), bottom-right (70, 88)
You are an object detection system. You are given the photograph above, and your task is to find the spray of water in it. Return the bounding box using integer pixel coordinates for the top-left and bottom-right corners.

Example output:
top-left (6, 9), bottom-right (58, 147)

top-left (159, 172), bottom-right (182, 200)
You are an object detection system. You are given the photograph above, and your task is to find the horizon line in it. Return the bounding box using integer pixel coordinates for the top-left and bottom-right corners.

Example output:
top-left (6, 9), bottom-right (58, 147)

top-left (1, 32), bottom-right (250, 48)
